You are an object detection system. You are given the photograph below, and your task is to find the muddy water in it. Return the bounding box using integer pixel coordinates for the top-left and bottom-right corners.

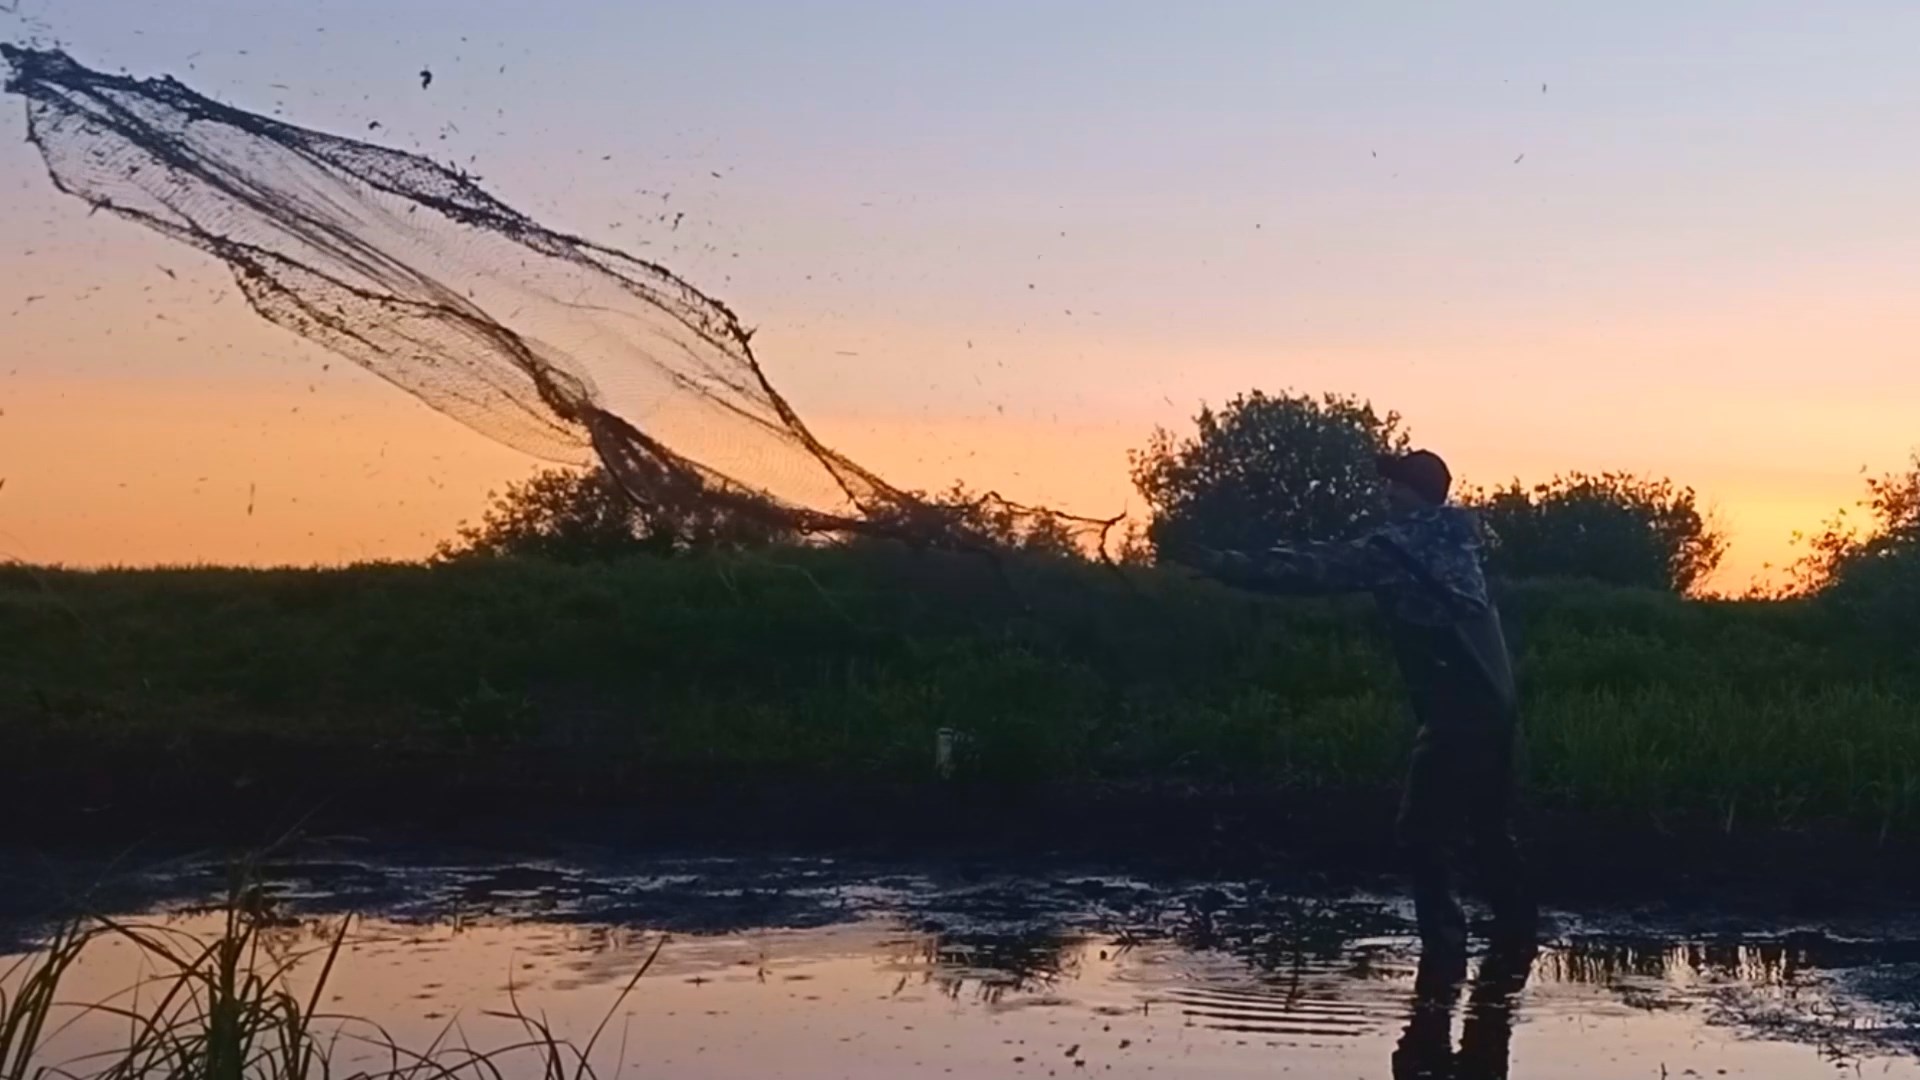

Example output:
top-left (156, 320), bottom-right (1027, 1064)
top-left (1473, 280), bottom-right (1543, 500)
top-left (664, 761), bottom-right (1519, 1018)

top-left (8, 852), bottom-right (1920, 1077)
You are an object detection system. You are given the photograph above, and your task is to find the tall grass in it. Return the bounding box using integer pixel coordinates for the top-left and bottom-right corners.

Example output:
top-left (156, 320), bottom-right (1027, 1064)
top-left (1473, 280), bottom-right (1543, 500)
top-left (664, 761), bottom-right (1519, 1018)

top-left (0, 871), bottom-right (658, 1080)
top-left (0, 550), bottom-right (1914, 835)
top-left (1, 923), bottom-right (89, 1080)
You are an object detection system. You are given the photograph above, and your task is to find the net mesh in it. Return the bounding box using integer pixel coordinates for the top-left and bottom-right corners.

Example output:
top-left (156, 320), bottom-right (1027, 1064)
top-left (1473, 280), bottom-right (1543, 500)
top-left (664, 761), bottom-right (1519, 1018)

top-left (2, 45), bottom-right (1117, 554)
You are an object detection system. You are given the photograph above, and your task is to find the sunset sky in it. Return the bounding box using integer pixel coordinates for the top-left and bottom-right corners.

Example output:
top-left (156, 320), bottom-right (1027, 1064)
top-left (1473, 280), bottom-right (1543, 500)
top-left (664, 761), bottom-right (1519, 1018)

top-left (3, 1), bottom-right (1917, 589)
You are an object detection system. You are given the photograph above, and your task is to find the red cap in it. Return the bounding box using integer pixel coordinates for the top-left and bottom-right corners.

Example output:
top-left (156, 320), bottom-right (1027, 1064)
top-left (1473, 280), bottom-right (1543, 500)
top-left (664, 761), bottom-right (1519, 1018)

top-left (1376, 449), bottom-right (1452, 505)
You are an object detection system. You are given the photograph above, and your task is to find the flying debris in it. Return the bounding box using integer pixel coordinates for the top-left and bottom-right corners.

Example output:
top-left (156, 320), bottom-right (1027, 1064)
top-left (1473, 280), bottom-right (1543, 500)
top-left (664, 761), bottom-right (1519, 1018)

top-left (418, 68), bottom-right (432, 89)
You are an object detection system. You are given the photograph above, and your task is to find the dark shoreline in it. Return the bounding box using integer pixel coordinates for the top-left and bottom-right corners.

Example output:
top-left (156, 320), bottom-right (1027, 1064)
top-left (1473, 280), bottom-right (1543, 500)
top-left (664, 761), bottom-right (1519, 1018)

top-left (15, 736), bottom-right (1917, 921)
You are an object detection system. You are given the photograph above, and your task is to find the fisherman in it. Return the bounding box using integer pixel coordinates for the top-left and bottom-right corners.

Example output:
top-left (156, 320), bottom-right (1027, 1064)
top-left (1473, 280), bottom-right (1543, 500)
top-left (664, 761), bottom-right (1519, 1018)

top-left (1171, 449), bottom-right (1534, 950)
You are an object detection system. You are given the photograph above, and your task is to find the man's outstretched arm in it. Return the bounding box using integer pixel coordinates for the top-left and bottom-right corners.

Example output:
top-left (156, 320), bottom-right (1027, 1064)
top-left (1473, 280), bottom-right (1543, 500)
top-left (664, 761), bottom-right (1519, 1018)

top-left (1171, 534), bottom-right (1410, 596)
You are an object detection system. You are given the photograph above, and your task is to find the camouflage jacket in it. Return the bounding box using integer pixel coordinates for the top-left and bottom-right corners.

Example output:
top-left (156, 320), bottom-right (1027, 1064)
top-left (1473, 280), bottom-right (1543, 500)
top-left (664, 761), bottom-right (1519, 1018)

top-left (1192, 506), bottom-right (1494, 628)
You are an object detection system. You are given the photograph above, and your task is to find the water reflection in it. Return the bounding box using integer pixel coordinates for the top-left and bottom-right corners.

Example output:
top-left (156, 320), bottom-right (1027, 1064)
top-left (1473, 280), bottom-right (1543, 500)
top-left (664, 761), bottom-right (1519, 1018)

top-left (1392, 937), bottom-right (1537, 1080)
top-left (1540, 939), bottom-right (1802, 987)
top-left (895, 929), bottom-right (1088, 1004)
top-left (5, 853), bottom-right (1919, 1076)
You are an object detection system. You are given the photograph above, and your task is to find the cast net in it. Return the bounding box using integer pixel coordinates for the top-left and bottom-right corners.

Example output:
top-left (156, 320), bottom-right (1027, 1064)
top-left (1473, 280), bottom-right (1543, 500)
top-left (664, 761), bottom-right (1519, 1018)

top-left (1, 45), bottom-right (1117, 554)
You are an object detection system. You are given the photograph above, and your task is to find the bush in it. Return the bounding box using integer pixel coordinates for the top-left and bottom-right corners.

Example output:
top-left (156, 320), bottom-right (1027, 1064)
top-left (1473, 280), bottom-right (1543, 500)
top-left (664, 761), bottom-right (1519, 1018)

top-left (1464, 472), bottom-right (1726, 594)
top-left (1768, 455), bottom-right (1919, 643)
top-left (1129, 390), bottom-right (1410, 558)
top-left (435, 466), bottom-right (794, 562)
top-left (1788, 455), bottom-right (1919, 589)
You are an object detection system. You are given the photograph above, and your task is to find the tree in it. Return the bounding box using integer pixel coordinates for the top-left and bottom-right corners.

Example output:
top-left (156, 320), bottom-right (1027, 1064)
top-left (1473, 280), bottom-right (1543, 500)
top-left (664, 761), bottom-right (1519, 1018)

top-left (1112, 519), bottom-right (1157, 568)
top-left (1778, 457), bottom-right (1920, 643)
top-left (935, 482), bottom-right (1088, 558)
top-left (858, 481), bottom-right (1093, 559)
top-left (1128, 390), bottom-right (1411, 558)
top-left (1782, 455), bottom-right (1920, 597)
top-left (1463, 472), bottom-right (1726, 594)
top-left (435, 465), bottom-right (794, 563)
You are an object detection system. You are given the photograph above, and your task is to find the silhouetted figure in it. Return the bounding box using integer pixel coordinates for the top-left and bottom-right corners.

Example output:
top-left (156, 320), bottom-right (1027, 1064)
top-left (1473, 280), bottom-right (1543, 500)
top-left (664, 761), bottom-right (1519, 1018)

top-left (1172, 449), bottom-right (1535, 949)
top-left (1392, 934), bottom-right (1539, 1079)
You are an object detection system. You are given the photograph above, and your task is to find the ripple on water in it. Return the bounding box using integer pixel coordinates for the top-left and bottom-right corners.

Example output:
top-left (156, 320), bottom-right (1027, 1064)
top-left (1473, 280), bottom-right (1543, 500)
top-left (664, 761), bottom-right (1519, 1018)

top-left (4, 853), bottom-right (1920, 1077)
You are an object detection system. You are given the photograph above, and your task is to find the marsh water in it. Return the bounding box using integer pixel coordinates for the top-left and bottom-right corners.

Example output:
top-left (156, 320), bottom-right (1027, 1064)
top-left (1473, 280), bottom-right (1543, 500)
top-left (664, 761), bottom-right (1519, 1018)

top-left (6, 845), bottom-right (1919, 1078)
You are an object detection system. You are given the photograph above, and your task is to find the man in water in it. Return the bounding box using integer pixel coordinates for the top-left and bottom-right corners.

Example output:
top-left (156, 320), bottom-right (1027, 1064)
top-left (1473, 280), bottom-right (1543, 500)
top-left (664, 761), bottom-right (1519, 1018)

top-left (1172, 449), bottom-right (1534, 950)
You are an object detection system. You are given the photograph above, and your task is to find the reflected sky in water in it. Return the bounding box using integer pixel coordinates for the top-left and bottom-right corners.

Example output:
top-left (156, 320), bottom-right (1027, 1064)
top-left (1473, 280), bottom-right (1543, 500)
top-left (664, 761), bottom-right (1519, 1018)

top-left (6, 853), bottom-right (1919, 1078)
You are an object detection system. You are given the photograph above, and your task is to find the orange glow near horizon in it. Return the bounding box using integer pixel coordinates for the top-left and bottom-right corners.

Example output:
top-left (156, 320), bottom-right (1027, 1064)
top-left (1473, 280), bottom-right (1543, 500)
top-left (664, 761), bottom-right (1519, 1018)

top-left (0, 358), bottom-right (1894, 594)
top-left (0, 249), bottom-right (1905, 591)
top-left (0, 253), bottom-right (1908, 591)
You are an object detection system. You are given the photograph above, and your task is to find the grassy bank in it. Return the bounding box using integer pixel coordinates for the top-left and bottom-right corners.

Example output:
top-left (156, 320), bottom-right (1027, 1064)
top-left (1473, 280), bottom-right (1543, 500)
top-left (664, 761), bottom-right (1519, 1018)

top-left (2, 549), bottom-right (1916, 841)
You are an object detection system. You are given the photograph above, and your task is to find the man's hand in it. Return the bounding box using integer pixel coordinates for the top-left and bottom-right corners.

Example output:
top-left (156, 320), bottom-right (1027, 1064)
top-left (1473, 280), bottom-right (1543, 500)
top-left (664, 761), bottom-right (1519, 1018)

top-left (1156, 537), bottom-right (1214, 568)
top-left (1161, 540), bottom-right (1256, 582)
top-left (1164, 539), bottom-right (1333, 596)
